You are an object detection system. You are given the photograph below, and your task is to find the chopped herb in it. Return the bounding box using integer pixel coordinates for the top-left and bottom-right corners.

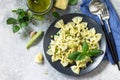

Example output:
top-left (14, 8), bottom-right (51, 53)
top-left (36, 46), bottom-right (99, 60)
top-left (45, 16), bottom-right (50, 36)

top-left (52, 11), bottom-right (60, 18)
top-left (51, 35), bottom-right (53, 38)
top-left (48, 46), bottom-right (51, 49)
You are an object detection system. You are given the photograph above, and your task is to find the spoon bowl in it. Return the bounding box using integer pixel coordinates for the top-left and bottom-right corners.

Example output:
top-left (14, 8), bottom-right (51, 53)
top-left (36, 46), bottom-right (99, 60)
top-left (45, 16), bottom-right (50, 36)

top-left (89, 0), bottom-right (104, 15)
top-left (89, 0), bottom-right (104, 24)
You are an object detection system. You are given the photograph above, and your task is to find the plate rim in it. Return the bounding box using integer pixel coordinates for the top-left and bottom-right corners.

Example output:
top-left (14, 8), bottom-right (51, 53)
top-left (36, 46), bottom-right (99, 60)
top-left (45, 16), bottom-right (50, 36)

top-left (43, 13), bottom-right (106, 76)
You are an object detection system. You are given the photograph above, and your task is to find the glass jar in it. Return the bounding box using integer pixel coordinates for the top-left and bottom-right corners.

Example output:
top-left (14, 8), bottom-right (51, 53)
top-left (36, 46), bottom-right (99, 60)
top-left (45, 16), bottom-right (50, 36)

top-left (26, 0), bottom-right (53, 15)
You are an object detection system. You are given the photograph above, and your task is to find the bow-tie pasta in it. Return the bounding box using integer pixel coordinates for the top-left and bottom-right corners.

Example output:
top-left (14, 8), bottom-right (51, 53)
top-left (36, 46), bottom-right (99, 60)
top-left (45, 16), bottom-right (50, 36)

top-left (47, 16), bottom-right (102, 74)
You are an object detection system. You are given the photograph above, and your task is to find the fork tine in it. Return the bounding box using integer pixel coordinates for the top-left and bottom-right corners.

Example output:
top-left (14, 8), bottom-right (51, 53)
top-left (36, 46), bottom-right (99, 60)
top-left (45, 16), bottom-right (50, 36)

top-left (104, 8), bottom-right (106, 14)
top-left (101, 3), bottom-right (110, 18)
top-left (101, 8), bottom-right (106, 17)
top-left (104, 4), bottom-right (109, 15)
top-left (104, 7), bottom-right (107, 15)
top-left (103, 8), bottom-right (106, 15)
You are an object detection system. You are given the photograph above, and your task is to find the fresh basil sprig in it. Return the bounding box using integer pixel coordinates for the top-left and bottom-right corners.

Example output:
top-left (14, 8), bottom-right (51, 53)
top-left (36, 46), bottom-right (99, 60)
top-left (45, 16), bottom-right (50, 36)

top-left (6, 9), bottom-right (32, 33)
top-left (68, 41), bottom-right (103, 60)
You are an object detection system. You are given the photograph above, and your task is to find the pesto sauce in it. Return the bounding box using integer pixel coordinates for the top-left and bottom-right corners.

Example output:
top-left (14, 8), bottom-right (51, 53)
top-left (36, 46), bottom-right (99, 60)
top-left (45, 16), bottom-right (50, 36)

top-left (27, 0), bottom-right (51, 13)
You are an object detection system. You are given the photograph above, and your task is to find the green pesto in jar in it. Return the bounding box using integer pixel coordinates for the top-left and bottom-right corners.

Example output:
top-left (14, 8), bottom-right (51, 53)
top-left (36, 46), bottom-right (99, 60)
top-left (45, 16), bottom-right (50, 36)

top-left (27, 0), bottom-right (51, 13)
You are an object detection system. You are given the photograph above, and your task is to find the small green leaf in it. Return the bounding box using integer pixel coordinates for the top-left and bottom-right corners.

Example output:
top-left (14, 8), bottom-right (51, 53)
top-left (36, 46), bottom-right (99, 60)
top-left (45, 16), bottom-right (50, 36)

top-left (17, 15), bottom-right (24, 23)
top-left (17, 12), bottom-right (29, 23)
top-left (48, 46), bottom-right (51, 49)
top-left (12, 25), bottom-right (20, 33)
top-left (19, 12), bottom-right (26, 18)
top-left (68, 0), bottom-right (78, 5)
top-left (23, 15), bottom-right (29, 21)
top-left (19, 11), bottom-right (26, 17)
top-left (82, 41), bottom-right (89, 53)
top-left (12, 9), bottom-right (24, 14)
top-left (7, 18), bottom-right (17, 24)
top-left (50, 35), bottom-right (53, 38)
top-left (88, 49), bottom-right (103, 57)
top-left (20, 22), bottom-right (28, 28)
top-left (52, 12), bottom-right (60, 18)
top-left (76, 53), bottom-right (86, 60)
top-left (12, 10), bottom-right (17, 12)
top-left (68, 51), bottom-right (80, 60)
top-left (27, 11), bottom-right (33, 19)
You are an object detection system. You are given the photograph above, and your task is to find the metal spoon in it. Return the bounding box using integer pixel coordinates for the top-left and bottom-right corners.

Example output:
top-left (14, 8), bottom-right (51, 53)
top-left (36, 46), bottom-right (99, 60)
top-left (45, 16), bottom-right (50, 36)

top-left (89, 0), bottom-right (120, 70)
top-left (89, 0), bottom-right (104, 24)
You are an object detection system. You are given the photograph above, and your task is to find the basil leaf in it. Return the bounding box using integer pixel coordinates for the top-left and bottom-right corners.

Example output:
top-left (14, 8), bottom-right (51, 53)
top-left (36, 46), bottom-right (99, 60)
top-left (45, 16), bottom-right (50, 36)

top-left (17, 12), bottom-right (28, 23)
top-left (12, 9), bottom-right (24, 14)
top-left (7, 18), bottom-right (17, 24)
top-left (19, 11), bottom-right (26, 17)
top-left (23, 16), bottom-right (29, 22)
top-left (27, 11), bottom-right (33, 19)
top-left (82, 41), bottom-right (89, 53)
top-left (68, 51), bottom-right (80, 60)
top-left (12, 25), bottom-right (20, 33)
top-left (68, 0), bottom-right (78, 5)
top-left (88, 49), bottom-right (103, 57)
top-left (20, 22), bottom-right (28, 28)
top-left (76, 53), bottom-right (86, 60)
top-left (52, 12), bottom-right (60, 18)
top-left (17, 15), bottom-right (24, 23)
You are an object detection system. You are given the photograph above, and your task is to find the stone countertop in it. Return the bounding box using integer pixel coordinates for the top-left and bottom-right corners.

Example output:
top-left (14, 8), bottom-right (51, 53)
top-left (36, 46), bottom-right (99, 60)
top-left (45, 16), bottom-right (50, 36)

top-left (0, 0), bottom-right (120, 80)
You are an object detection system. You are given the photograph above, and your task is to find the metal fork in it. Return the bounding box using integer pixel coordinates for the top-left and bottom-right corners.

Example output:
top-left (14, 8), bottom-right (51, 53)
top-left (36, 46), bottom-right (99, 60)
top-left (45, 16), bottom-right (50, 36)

top-left (101, 4), bottom-right (111, 32)
top-left (101, 3), bottom-right (120, 70)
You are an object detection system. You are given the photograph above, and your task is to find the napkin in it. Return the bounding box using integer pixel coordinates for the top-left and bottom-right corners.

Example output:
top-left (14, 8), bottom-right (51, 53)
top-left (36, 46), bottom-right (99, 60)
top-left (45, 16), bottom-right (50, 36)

top-left (80, 0), bottom-right (120, 64)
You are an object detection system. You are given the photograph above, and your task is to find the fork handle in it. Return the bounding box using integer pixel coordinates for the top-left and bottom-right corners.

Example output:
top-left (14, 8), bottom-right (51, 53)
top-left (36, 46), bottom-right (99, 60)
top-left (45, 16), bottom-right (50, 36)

top-left (108, 32), bottom-right (120, 70)
top-left (101, 24), bottom-right (120, 70)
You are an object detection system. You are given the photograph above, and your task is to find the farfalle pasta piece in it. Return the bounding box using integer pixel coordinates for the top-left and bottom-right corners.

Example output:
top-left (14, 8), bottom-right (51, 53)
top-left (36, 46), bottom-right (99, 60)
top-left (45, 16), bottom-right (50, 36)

top-left (95, 33), bottom-right (102, 42)
top-left (60, 60), bottom-right (69, 67)
top-left (71, 65), bottom-right (80, 74)
top-left (90, 28), bottom-right (96, 34)
top-left (52, 54), bottom-right (59, 62)
top-left (81, 22), bottom-right (88, 28)
top-left (72, 16), bottom-right (83, 24)
top-left (55, 19), bottom-right (64, 28)
top-left (66, 22), bottom-right (75, 28)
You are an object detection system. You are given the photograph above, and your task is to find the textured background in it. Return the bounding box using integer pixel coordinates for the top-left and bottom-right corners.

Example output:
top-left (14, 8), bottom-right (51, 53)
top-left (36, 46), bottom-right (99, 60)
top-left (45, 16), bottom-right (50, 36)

top-left (0, 0), bottom-right (120, 80)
